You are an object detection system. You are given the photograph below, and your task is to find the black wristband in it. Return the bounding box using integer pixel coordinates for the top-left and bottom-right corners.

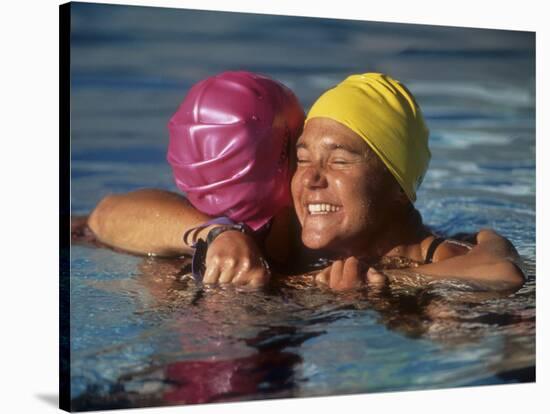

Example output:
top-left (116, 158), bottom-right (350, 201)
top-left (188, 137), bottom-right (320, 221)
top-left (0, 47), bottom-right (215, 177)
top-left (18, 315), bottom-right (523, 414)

top-left (206, 223), bottom-right (253, 246)
top-left (188, 222), bottom-right (255, 283)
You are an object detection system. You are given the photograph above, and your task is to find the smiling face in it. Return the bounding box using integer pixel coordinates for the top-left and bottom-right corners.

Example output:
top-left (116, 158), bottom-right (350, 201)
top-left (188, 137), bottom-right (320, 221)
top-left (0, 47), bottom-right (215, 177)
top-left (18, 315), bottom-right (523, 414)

top-left (291, 117), bottom-right (406, 256)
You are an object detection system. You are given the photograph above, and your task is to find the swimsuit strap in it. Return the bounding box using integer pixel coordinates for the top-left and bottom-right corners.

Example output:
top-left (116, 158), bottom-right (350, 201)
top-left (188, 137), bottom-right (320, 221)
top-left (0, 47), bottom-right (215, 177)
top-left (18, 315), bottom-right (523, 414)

top-left (424, 237), bottom-right (446, 264)
top-left (424, 237), bottom-right (474, 264)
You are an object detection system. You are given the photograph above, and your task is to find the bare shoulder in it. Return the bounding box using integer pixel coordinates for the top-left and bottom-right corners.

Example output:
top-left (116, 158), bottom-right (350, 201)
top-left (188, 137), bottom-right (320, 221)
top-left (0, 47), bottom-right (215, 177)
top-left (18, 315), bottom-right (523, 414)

top-left (420, 228), bottom-right (520, 264)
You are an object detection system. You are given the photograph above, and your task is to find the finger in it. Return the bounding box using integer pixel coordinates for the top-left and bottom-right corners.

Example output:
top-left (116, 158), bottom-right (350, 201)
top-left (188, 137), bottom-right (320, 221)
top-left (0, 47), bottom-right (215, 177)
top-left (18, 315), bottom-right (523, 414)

top-left (329, 260), bottom-right (344, 290)
top-left (342, 257), bottom-right (362, 289)
top-left (232, 265), bottom-right (253, 286)
top-left (247, 270), bottom-right (270, 289)
top-left (203, 261), bottom-right (221, 284)
top-left (315, 268), bottom-right (330, 285)
top-left (218, 258), bottom-right (237, 284)
top-left (218, 266), bottom-right (234, 284)
top-left (233, 268), bottom-right (267, 288)
top-left (476, 228), bottom-right (502, 244)
top-left (232, 257), bottom-right (262, 285)
top-left (366, 267), bottom-right (387, 287)
top-left (234, 258), bottom-right (269, 286)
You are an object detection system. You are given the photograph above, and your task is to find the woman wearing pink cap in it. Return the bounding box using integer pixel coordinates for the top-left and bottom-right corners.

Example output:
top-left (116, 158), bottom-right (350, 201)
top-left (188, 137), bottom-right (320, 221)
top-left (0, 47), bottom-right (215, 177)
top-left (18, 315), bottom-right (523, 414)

top-left (81, 71), bottom-right (305, 287)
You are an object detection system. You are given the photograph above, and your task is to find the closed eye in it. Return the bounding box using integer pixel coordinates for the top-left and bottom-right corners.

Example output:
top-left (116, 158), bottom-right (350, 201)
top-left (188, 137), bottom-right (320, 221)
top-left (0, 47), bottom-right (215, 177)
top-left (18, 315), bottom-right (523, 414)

top-left (296, 147), bottom-right (310, 164)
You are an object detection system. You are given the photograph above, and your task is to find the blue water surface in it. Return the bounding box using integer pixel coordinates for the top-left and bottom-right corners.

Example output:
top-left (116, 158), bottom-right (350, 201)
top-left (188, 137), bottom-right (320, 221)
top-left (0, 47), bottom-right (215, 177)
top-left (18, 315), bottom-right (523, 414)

top-left (69, 3), bottom-right (535, 410)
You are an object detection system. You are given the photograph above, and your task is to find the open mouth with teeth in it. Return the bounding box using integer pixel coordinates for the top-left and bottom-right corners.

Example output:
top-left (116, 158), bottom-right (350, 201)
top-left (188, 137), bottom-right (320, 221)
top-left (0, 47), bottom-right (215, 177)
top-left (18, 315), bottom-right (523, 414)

top-left (307, 203), bottom-right (342, 215)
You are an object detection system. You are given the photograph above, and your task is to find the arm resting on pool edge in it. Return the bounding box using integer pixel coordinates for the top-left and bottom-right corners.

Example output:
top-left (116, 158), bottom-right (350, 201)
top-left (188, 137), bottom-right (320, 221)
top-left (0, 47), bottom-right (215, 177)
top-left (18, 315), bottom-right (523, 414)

top-left (87, 188), bottom-right (213, 257)
top-left (413, 229), bottom-right (525, 290)
top-left (86, 188), bottom-right (278, 287)
top-left (314, 229), bottom-right (524, 292)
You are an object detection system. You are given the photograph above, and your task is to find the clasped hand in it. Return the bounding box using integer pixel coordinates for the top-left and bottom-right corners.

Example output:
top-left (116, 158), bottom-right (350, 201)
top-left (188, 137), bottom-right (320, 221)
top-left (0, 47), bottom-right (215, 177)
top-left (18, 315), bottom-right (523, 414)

top-left (202, 230), bottom-right (270, 288)
top-left (315, 257), bottom-right (388, 291)
top-left (201, 233), bottom-right (388, 292)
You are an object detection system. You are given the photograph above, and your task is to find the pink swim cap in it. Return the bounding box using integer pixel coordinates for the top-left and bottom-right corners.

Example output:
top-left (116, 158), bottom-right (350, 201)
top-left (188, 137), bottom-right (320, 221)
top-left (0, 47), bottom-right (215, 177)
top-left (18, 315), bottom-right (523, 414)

top-left (167, 71), bottom-right (305, 230)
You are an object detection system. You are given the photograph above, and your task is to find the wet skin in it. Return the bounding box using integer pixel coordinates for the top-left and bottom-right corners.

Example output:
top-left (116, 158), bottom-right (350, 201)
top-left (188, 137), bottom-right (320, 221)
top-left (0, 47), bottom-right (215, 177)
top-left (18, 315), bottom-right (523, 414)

top-left (82, 118), bottom-right (525, 290)
top-left (291, 117), bottom-right (408, 258)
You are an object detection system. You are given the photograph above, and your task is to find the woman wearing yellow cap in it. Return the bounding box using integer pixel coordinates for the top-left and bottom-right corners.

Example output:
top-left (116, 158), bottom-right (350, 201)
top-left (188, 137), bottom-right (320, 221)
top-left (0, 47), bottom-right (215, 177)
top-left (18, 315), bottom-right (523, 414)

top-left (292, 73), bottom-right (523, 290)
top-left (80, 73), bottom-right (525, 291)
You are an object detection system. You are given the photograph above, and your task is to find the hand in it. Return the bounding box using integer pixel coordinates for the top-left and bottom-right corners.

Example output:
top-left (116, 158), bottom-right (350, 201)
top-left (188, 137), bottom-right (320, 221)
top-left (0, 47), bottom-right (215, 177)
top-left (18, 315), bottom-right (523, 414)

top-left (474, 229), bottom-right (519, 260)
top-left (203, 230), bottom-right (270, 288)
top-left (315, 256), bottom-right (387, 291)
top-left (71, 215), bottom-right (98, 244)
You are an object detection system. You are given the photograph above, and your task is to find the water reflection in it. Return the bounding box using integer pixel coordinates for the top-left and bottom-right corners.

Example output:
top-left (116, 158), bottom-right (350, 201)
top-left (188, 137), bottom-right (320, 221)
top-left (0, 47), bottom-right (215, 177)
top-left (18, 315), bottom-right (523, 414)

top-left (70, 252), bottom-right (534, 409)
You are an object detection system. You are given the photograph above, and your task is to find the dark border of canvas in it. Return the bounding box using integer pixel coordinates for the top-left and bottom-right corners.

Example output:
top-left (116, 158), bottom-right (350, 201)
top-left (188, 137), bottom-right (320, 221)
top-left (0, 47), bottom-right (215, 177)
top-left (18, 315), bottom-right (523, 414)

top-left (60, 2), bottom-right (71, 412)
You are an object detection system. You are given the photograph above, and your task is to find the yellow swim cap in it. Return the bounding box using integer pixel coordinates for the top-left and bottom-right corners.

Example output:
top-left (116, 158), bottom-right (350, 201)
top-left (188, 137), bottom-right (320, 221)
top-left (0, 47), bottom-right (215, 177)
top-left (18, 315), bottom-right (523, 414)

top-left (306, 73), bottom-right (430, 202)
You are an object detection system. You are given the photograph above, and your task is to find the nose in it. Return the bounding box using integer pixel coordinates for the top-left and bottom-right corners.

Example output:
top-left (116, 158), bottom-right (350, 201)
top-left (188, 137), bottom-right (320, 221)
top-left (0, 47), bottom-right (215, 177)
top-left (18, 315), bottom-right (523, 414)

top-left (301, 163), bottom-right (328, 189)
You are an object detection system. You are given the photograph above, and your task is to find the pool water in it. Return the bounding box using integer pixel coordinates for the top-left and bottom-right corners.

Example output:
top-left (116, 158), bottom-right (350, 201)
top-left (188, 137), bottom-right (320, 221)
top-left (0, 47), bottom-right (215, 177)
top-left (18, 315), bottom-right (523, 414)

top-left (68, 3), bottom-right (535, 410)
